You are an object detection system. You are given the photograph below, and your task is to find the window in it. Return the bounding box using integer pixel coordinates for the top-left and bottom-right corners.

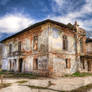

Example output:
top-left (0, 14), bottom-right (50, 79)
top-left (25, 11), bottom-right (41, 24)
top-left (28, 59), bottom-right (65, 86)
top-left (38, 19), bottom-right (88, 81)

top-left (18, 41), bottom-right (21, 51)
top-left (33, 36), bottom-right (38, 51)
top-left (63, 35), bottom-right (68, 50)
top-left (80, 39), bottom-right (83, 53)
top-left (9, 44), bottom-right (12, 53)
top-left (65, 59), bottom-right (71, 68)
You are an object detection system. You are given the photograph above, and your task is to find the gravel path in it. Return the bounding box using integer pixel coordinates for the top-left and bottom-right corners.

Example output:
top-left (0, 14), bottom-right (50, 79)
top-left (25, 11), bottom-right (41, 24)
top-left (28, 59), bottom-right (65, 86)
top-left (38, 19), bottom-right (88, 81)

top-left (0, 83), bottom-right (32, 92)
top-left (0, 77), bottom-right (92, 92)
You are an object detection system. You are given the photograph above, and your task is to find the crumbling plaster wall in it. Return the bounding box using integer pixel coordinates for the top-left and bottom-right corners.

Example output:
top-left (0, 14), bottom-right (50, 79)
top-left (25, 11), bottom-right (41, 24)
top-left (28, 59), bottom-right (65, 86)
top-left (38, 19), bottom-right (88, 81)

top-left (48, 24), bottom-right (77, 75)
top-left (2, 24), bottom-right (49, 72)
top-left (86, 43), bottom-right (92, 53)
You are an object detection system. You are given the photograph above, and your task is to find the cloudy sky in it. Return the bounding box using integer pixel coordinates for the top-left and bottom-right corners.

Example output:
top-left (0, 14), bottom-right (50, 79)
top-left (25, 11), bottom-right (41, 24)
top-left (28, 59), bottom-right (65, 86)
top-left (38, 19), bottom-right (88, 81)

top-left (0, 0), bottom-right (92, 40)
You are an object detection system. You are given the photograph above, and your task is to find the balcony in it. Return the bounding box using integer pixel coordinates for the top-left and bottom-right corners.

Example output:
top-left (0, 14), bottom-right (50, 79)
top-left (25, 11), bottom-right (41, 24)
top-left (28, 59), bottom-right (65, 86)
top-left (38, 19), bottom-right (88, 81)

top-left (8, 51), bottom-right (25, 57)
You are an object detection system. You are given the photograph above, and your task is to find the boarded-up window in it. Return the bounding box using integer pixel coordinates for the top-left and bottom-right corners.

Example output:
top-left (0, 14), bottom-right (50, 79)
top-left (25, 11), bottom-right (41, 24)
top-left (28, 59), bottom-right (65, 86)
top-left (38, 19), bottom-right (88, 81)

top-left (65, 59), bottom-right (71, 68)
top-left (63, 35), bottom-right (68, 50)
top-left (33, 36), bottom-right (38, 51)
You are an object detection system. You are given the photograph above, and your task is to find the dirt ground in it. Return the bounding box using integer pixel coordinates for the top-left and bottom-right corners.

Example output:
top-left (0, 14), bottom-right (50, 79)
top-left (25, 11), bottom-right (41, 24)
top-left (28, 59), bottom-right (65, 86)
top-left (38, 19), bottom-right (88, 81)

top-left (0, 77), bottom-right (92, 92)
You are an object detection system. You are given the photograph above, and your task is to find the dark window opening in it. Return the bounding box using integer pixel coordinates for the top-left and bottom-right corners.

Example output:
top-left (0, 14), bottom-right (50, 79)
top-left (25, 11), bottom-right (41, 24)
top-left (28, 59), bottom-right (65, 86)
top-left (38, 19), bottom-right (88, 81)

top-left (18, 41), bottom-right (21, 51)
top-left (63, 35), bottom-right (68, 50)
top-left (9, 44), bottom-right (12, 53)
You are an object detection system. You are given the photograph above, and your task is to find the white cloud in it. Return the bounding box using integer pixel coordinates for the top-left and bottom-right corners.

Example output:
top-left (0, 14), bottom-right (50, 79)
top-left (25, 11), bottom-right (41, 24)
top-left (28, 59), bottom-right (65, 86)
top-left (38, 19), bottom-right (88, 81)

top-left (50, 0), bottom-right (92, 31)
top-left (0, 13), bottom-right (35, 33)
top-left (53, 0), bottom-right (64, 6)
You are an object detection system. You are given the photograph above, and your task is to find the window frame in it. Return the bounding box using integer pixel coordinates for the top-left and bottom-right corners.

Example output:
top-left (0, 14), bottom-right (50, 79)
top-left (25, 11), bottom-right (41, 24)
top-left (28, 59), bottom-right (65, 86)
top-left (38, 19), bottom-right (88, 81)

top-left (33, 35), bottom-right (38, 51)
top-left (63, 35), bottom-right (68, 50)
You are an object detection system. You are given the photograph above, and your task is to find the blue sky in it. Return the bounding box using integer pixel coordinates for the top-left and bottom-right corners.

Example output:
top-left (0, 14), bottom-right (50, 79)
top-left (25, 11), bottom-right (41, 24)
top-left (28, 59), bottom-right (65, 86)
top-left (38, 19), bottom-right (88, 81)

top-left (0, 0), bottom-right (92, 40)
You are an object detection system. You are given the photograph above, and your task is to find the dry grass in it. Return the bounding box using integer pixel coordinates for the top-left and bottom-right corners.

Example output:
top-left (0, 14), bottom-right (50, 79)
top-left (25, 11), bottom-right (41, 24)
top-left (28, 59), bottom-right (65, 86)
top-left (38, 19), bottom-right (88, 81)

top-left (70, 83), bottom-right (92, 92)
top-left (0, 83), bottom-right (11, 89)
top-left (24, 83), bottom-right (92, 92)
top-left (16, 80), bottom-right (28, 84)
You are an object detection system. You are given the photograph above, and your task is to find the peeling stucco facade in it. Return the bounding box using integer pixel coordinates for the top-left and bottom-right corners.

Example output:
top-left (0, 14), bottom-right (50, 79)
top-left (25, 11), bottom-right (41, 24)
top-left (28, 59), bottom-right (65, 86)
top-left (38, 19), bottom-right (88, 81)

top-left (1, 19), bottom-right (89, 76)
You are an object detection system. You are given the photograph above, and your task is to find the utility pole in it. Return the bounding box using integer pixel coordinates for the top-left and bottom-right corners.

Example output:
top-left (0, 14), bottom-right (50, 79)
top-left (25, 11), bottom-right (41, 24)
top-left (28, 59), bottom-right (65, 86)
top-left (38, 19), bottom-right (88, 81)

top-left (74, 21), bottom-right (80, 72)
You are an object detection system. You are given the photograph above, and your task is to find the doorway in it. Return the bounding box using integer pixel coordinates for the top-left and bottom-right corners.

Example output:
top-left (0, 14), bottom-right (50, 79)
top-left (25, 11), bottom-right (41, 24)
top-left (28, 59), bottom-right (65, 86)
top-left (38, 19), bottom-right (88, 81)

top-left (33, 58), bottom-right (38, 70)
top-left (87, 60), bottom-right (91, 71)
top-left (19, 58), bottom-right (23, 72)
top-left (9, 60), bottom-right (12, 71)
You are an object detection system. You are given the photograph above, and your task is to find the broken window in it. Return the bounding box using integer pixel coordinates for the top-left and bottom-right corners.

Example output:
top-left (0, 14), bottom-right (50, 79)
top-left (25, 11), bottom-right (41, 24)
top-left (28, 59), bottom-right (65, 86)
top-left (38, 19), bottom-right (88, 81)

top-left (33, 36), bottom-right (38, 51)
top-left (18, 41), bottom-right (21, 51)
top-left (9, 44), bottom-right (12, 53)
top-left (65, 59), bottom-right (71, 68)
top-left (63, 35), bottom-right (68, 50)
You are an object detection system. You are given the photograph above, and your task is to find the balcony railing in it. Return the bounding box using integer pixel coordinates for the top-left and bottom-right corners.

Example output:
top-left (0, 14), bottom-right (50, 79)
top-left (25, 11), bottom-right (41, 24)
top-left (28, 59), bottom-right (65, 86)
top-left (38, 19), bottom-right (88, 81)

top-left (8, 51), bottom-right (25, 57)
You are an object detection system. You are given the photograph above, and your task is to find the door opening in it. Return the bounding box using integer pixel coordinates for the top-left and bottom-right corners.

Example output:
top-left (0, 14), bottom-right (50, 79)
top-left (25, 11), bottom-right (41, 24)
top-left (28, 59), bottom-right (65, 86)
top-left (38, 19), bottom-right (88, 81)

top-left (19, 58), bottom-right (23, 72)
top-left (33, 58), bottom-right (38, 70)
top-left (87, 60), bottom-right (91, 71)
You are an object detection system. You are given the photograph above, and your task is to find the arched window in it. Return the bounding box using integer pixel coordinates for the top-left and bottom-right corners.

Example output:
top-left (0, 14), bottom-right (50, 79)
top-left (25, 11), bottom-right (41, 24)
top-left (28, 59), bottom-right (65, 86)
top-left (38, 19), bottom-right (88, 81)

top-left (63, 35), bottom-right (68, 50)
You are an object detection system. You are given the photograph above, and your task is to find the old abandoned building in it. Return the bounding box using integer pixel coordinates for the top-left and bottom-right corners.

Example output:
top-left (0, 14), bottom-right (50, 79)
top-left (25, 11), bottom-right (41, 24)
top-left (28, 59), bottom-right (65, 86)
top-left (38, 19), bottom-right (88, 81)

top-left (0, 19), bottom-right (91, 76)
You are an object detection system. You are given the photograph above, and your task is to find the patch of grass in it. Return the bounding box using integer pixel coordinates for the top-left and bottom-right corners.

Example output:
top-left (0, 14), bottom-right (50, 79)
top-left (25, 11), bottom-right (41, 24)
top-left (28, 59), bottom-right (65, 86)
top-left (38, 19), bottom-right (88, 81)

top-left (12, 73), bottom-right (37, 79)
top-left (0, 83), bottom-right (11, 89)
top-left (64, 72), bottom-right (92, 77)
top-left (72, 72), bottom-right (92, 77)
top-left (25, 83), bottom-right (92, 92)
top-left (71, 83), bottom-right (92, 92)
top-left (0, 71), bottom-right (38, 79)
top-left (16, 80), bottom-right (28, 84)
top-left (25, 85), bottom-right (63, 92)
